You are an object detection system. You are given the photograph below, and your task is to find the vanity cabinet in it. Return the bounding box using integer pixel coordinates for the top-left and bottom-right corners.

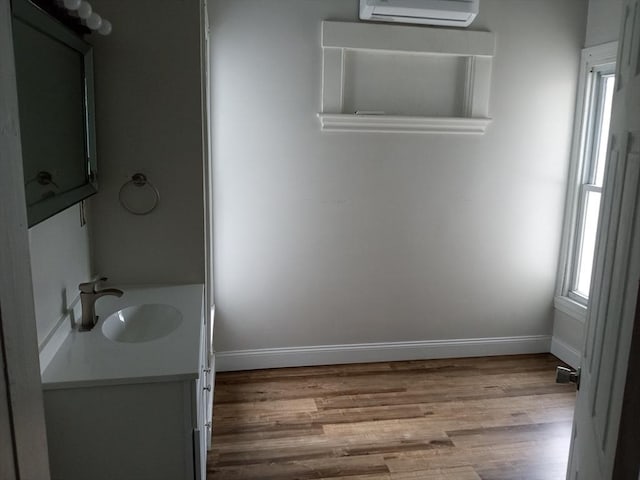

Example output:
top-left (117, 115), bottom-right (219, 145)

top-left (41, 285), bottom-right (211, 480)
top-left (45, 379), bottom-right (202, 480)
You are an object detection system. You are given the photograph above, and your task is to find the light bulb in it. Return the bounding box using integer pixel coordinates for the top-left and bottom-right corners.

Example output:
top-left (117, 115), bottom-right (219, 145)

top-left (63, 0), bottom-right (81, 10)
top-left (77, 1), bottom-right (92, 19)
top-left (86, 12), bottom-right (102, 30)
top-left (98, 19), bottom-right (112, 35)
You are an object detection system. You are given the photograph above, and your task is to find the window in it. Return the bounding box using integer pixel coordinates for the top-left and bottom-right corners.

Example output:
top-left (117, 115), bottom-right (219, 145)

top-left (557, 43), bottom-right (617, 308)
top-left (569, 69), bottom-right (615, 302)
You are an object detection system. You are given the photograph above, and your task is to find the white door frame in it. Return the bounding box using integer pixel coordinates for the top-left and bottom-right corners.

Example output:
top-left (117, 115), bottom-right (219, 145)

top-left (201, 0), bottom-right (214, 346)
top-left (0, 326), bottom-right (18, 480)
top-left (200, 0), bottom-right (216, 450)
top-left (0, 0), bottom-right (51, 477)
top-left (612, 279), bottom-right (640, 477)
top-left (566, 0), bottom-right (640, 477)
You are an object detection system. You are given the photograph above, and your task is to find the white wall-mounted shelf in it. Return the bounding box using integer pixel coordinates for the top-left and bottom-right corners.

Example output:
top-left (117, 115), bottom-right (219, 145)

top-left (319, 21), bottom-right (496, 134)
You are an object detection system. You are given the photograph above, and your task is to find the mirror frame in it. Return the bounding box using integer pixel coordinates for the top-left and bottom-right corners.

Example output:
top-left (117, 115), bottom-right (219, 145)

top-left (12, 0), bottom-right (97, 227)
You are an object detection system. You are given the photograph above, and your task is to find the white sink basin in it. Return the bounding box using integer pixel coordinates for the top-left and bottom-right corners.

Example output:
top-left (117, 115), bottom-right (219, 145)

top-left (101, 304), bottom-right (182, 343)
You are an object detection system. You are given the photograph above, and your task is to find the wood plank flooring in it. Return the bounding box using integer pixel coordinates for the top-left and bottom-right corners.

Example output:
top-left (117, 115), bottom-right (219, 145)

top-left (208, 354), bottom-right (576, 480)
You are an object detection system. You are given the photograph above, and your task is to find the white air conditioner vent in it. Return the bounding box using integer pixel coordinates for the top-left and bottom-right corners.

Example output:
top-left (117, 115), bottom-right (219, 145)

top-left (360, 0), bottom-right (479, 27)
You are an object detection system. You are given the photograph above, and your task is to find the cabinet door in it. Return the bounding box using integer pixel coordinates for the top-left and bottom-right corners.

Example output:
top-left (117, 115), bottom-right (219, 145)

top-left (46, 383), bottom-right (191, 480)
top-left (205, 353), bottom-right (215, 449)
top-left (193, 316), bottom-right (209, 479)
top-left (193, 429), bottom-right (203, 480)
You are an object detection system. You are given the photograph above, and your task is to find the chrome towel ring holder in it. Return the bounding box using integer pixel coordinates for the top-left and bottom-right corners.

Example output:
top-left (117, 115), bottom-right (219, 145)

top-left (118, 173), bottom-right (159, 215)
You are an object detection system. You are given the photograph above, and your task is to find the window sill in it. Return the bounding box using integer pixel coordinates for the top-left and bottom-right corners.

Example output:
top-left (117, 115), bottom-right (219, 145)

top-left (554, 295), bottom-right (588, 323)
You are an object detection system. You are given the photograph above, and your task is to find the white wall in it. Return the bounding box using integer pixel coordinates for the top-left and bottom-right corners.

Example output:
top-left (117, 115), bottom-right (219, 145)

top-left (585, 0), bottom-right (623, 47)
top-left (87, 0), bottom-right (205, 285)
top-left (211, 0), bottom-right (587, 360)
top-left (29, 204), bottom-right (91, 346)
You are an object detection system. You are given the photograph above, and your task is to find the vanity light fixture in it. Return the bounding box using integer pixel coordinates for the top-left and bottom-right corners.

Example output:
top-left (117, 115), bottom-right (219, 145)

top-left (60, 0), bottom-right (112, 35)
top-left (97, 19), bottom-right (111, 35)
top-left (86, 12), bottom-right (101, 30)
top-left (77, 1), bottom-right (91, 19)
top-left (62, 0), bottom-right (80, 9)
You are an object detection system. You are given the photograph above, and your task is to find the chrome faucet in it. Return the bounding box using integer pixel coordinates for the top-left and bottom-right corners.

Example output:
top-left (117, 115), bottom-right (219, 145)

top-left (78, 277), bottom-right (123, 331)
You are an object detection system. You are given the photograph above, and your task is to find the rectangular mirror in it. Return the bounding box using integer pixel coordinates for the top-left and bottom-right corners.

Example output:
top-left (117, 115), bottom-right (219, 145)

top-left (12, 0), bottom-right (97, 227)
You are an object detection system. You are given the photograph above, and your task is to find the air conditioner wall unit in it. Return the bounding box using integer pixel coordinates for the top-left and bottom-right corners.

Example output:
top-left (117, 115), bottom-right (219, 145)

top-left (359, 0), bottom-right (479, 27)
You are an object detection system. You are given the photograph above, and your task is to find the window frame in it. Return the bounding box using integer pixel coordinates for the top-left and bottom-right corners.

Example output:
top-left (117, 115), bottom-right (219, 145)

top-left (567, 67), bottom-right (615, 304)
top-left (555, 42), bottom-right (618, 313)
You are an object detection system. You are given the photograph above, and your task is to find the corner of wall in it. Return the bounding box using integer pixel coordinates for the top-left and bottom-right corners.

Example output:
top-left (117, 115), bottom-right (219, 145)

top-left (29, 204), bottom-right (92, 347)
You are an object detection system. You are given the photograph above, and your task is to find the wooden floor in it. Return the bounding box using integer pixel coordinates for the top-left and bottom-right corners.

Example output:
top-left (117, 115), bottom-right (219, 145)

top-left (208, 354), bottom-right (576, 480)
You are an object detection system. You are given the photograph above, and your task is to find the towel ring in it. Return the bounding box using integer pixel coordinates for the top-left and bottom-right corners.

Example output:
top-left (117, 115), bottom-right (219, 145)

top-left (118, 173), bottom-right (159, 215)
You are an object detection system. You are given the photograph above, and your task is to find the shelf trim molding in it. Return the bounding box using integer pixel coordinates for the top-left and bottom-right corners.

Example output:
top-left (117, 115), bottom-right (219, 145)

top-left (322, 20), bottom-right (496, 57)
top-left (320, 21), bottom-right (495, 134)
top-left (318, 113), bottom-right (491, 134)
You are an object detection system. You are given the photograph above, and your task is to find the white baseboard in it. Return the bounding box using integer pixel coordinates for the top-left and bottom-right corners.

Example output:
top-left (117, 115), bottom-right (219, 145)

top-left (550, 336), bottom-right (582, 369)
top-left (215, 335), bottom-right (552, 372)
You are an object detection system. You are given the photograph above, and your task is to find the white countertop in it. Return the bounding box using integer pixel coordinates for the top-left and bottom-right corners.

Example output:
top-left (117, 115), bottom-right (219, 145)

top-left (42, 284), bottom-right (204, 390)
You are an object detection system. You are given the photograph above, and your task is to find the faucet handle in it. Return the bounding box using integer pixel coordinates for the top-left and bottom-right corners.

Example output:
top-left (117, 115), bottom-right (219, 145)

top-left (79, 277), bottom-right (108, 293)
